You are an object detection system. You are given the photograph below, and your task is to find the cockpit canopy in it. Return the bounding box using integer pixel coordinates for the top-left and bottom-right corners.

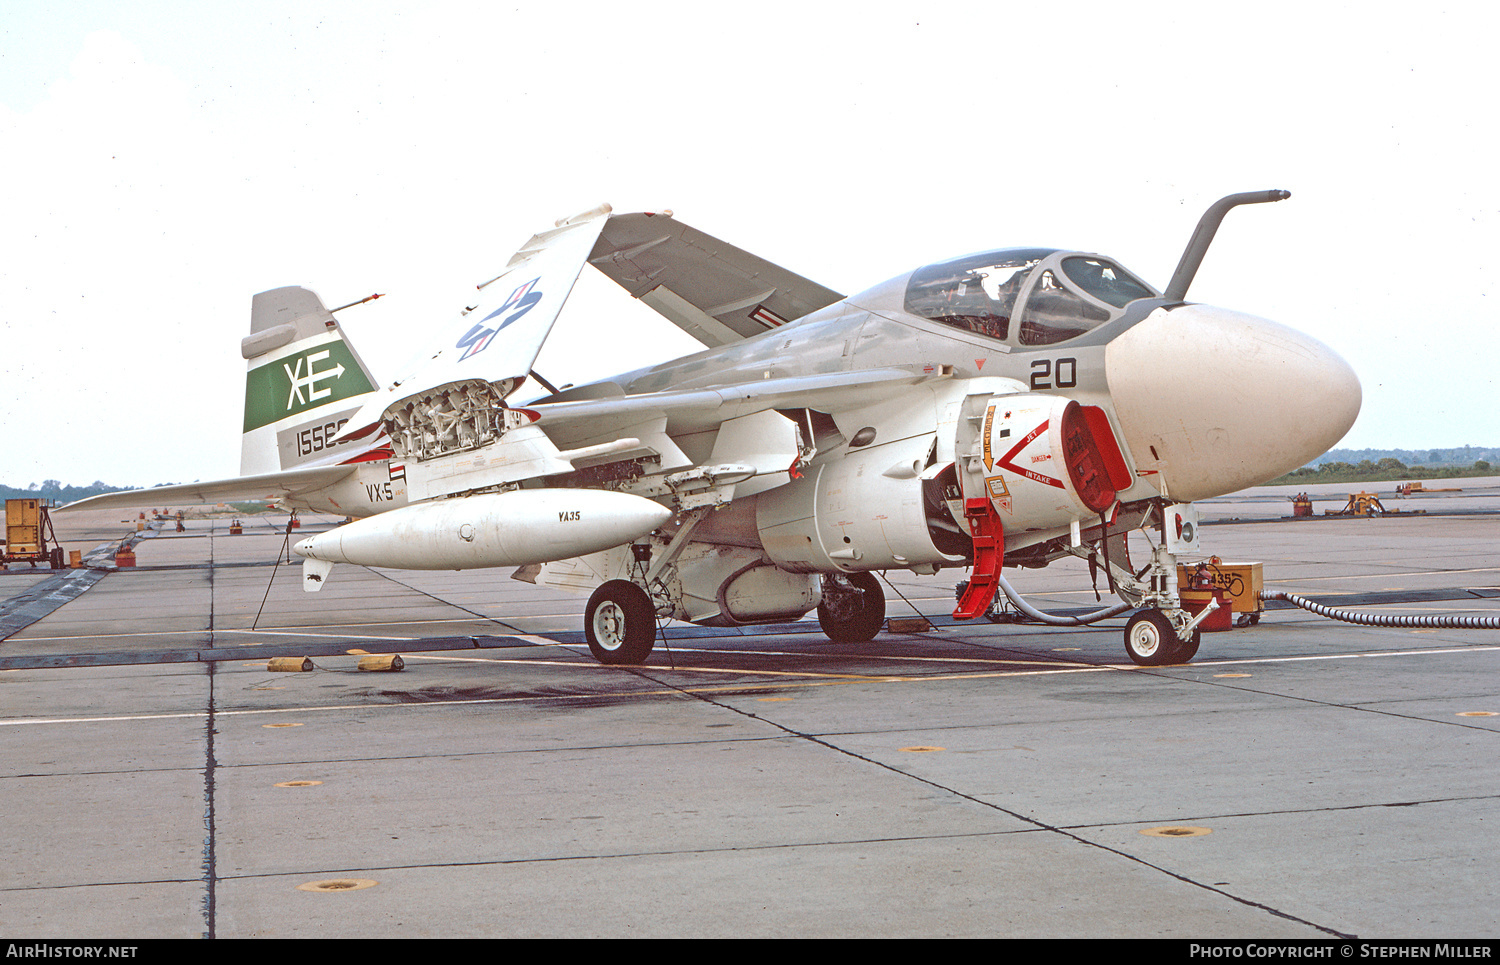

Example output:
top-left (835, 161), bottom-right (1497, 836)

top-left (903, 248), bottom-right (1157, 346)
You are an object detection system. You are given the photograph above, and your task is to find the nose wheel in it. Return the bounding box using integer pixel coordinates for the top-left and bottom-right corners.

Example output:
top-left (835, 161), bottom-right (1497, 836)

top-left (1124, 609), bottom-right (1200, 666)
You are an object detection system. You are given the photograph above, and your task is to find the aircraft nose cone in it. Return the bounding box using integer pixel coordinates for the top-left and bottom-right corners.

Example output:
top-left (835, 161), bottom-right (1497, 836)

top-left (1105, 305), bottom-right (1360, 501)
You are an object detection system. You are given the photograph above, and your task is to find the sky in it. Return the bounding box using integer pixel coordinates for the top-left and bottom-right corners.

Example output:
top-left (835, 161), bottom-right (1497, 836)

top-left (2, 1), bottom-right (1497, 487)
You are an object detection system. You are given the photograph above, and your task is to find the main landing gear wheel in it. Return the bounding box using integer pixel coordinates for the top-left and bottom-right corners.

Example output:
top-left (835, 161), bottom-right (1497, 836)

top-left (818, 572), bottom-right (886, 643)
top-left (585, 580), bottom-right (656, 665)
top-left (1124, 609), bottom-right (1199, 666)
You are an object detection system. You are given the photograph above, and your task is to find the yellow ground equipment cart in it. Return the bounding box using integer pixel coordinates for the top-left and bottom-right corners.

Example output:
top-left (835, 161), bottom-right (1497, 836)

top-left (1177, 559), bottom-right (1265, 627)
top-left (2, 499), bottom-right (65, 569)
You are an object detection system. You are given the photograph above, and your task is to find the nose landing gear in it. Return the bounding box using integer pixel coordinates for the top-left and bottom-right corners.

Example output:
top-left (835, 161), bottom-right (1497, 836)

top-left (1124, 608), bottom-right (1201, 666)
top-left (1119, 501), bottom-right (1213, 666)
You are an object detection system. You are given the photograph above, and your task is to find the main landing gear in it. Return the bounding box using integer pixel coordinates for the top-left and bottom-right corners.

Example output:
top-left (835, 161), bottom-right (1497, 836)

top-left (584, 568), bottom-right (890, 665)
top-left (817, 572), bottom-right (886, 642)
top-left (584, 580), bottom-right (657, 664)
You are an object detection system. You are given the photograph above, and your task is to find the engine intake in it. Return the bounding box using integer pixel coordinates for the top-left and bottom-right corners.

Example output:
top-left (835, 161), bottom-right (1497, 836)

top-left (959, 395), bottom-right (1131, 533)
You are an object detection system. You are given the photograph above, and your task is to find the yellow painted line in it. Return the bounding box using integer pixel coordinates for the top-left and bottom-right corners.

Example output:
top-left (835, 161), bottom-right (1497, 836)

top-left (404, 646), bottom-right (1084, 672)
top-left (5, 645), bottom-right (1500, 729)
top-left (0, 666), bottom-right (1123, 726)
top-left (654, 646), bottom-right (1092, 669)
top-left (404, 651), bottom-right (990, 681)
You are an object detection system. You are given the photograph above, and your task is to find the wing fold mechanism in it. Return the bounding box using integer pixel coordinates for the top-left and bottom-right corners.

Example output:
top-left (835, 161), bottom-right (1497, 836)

top-left (323, 206), bottom-right (860, 505)
top-left (335, 205), bottom-right (613, 454)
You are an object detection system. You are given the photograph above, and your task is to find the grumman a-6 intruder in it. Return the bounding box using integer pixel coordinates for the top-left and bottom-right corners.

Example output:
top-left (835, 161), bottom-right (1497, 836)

top-left (66, 191), bottom-right (1361, 666)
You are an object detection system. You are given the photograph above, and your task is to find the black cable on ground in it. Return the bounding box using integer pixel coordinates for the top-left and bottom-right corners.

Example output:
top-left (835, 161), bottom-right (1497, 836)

top-left (1263, 590), bottom-right (1500, 629)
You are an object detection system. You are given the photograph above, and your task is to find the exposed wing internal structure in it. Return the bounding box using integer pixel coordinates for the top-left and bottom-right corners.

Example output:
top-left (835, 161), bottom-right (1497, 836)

top-left (338, 205), bottom-right (613, 443)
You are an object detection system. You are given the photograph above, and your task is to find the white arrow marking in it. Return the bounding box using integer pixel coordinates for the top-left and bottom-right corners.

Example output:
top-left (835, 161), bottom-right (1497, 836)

top-left (284, 350), bottom-right (345, 409)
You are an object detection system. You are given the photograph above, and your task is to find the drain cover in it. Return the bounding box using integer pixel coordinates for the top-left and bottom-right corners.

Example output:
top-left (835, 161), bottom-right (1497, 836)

top-left (1139, 826), bottom-right (1212, 838)
top-left (297, 879), bottom-right (377, 893)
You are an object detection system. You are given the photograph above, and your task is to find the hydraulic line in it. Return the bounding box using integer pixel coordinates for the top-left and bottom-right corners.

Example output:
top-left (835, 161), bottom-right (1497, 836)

top-left (1263, 590), bottom-right (1500, 629)
top-left (997, 575), bottom-right (1134, 626)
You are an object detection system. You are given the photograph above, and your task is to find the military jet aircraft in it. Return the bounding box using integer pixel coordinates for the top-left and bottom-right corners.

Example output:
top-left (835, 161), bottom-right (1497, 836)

top-left (64, 191), bottom-right (1361, 667)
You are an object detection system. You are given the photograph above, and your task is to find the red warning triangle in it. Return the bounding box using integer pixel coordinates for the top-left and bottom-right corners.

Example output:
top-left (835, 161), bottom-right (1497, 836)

top-left (975, 358), bottom-right (985, 370)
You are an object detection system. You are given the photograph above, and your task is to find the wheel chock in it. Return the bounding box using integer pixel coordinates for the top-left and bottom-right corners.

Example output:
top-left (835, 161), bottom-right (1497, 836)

top-left (356, 654), bottom-right (405, 672)
top-left (267, 656), bottom-right (313, 672)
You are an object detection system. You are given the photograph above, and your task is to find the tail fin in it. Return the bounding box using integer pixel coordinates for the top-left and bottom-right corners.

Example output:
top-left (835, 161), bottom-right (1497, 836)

top-left (240, 287), bottom-right (383, 476)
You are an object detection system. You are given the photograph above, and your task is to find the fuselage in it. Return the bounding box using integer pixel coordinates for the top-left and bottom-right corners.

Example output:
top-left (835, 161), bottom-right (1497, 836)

top-left (545, 247), bottom-right (1360, 508)
top-left (300, 244), bottom-right (1359, 526)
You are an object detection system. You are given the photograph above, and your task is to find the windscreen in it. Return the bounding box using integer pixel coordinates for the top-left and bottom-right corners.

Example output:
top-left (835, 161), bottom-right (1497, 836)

top-left (907, 249), bottom-right (1157, 346)
top-left (903, 248), bottom-right (1056, 342)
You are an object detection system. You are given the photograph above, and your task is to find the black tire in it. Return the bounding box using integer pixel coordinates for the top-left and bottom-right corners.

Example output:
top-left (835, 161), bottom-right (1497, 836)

top-left (1124, 609), bottom-right (1196, 666)
top-left (817, 572), bottom-right (885, 643)
top-left (584, 580), bottom-right (656, 664)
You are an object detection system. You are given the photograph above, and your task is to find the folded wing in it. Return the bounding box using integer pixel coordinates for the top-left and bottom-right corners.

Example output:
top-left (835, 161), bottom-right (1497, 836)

top-left (589, 212), bottom-right (843, 347)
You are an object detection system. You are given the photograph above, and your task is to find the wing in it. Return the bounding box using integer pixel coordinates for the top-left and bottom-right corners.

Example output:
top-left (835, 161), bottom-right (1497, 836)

top-left (529, 367), bottom-right (937, 443)
top-left (589, 212), bottom-right (843, 347)
top-left (337, 204), bottom-right (613, 440)
top-left (57, 464), bottom-right (360, 513)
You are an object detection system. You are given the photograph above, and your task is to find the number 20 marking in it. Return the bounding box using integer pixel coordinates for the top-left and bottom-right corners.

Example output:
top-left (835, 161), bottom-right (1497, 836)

top-left (1030, 357), bottom-right (1077, 390)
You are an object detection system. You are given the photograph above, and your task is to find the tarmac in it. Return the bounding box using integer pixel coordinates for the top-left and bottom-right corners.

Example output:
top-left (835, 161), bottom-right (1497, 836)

top-left (0, 481), bottom-right (1497, 938)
